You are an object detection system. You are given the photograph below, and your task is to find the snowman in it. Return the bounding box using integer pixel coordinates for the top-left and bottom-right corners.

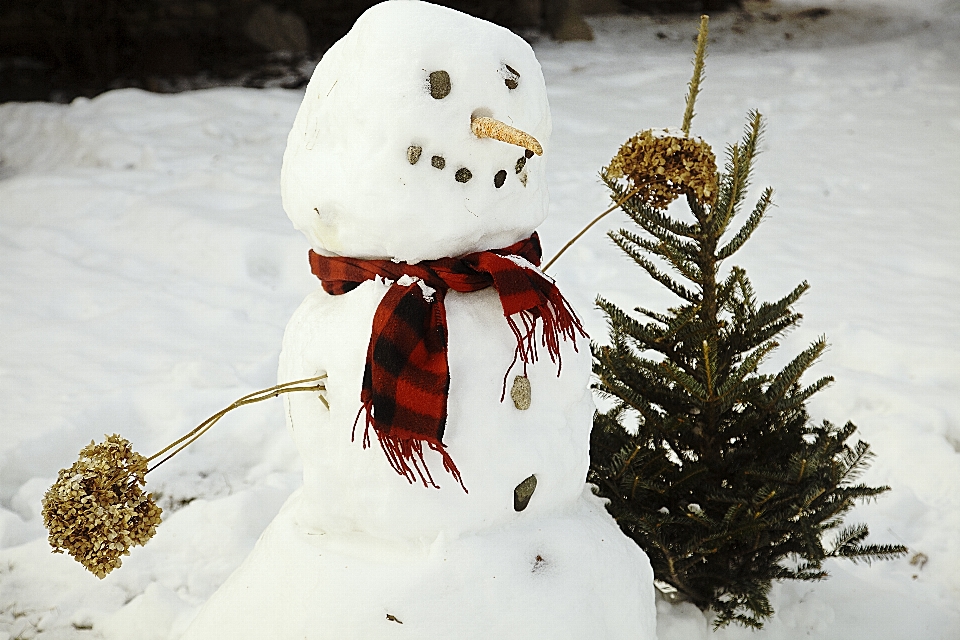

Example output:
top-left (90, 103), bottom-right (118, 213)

top-left (181, 2), bottom-right (656, 638)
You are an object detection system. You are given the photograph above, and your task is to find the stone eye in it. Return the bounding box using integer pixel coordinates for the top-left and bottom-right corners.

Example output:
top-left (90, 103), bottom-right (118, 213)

top-left (429, 70), bottom-right (451, 99)
top-left (502, 64), bottom-right (520, 90)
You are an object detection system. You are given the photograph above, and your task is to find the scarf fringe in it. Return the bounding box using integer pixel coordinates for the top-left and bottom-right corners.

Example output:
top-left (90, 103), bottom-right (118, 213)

top-left (354, 402), bottom-right (467, 493)
top-left (501, 283), bottom-right (587, 399)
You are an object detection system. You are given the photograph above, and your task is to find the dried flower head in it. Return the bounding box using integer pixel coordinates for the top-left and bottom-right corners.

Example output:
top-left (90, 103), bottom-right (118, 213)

top-left (605, 127), bottom-right (718, 210)
top-left (42, 434), bottom-right (162, 578)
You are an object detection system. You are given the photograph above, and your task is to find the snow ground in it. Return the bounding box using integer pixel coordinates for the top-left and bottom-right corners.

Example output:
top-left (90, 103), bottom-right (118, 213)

top-left (1, 0), bottom-right (958, 638)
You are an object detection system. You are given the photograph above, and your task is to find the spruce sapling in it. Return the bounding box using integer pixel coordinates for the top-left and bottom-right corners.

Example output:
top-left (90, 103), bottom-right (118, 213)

top-left (588, 16), bottom-right (906, 629)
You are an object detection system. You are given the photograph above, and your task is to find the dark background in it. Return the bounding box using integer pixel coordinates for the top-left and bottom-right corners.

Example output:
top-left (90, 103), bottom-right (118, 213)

top-left (0, 0), bottom-right (741, 103)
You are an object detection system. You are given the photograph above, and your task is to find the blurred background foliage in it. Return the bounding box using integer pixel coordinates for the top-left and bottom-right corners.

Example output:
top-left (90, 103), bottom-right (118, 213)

top-left (0, 0), bottom-right (741, 102)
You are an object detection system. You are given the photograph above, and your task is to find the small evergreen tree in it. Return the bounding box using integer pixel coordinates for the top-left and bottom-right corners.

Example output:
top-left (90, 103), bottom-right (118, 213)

top-left (586, 18), bottom-right (905, 629)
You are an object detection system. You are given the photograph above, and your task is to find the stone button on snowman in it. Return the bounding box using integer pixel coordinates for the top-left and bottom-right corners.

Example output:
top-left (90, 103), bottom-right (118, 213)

top-left (181, 2), bottom-right (656, 638)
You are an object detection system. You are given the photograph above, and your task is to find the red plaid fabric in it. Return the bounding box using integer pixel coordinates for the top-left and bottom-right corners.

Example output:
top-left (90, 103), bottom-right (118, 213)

top-left (308, 233), bottom-right (586, 491)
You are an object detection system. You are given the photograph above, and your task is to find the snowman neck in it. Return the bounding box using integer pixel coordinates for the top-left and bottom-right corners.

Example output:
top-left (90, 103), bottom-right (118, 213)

top-left (308, 233), bottom-right (587, 491)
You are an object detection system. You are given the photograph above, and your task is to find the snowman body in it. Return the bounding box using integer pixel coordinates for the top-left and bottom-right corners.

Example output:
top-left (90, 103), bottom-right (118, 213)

top-left (180, 2), bottom-right (656, 638)
top-left (279, 282), bottom-right (594, 541)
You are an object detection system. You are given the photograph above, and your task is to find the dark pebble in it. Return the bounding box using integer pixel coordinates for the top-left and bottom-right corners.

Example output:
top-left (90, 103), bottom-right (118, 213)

top-left (429, 70), bottom-right (451, 99)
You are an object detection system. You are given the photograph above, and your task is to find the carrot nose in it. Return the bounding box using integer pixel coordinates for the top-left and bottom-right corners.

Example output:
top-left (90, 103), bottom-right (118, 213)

top-left (470, 115), bottom-right (543, 156)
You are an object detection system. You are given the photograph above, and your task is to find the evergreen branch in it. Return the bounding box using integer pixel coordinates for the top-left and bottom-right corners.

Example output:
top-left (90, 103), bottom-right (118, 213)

top-left (593, 354), bottom-right (678, 428)
top-left (712, 586), bottom-right (774, 630)
top-left (658, 239), bottom-right (704, 283)
top-left (824, 523), bottom-right (907, 564)
top-left (596, 304), bottom-right (703, 382)
top-left (716, 341), bottom-right (777, 399)
top-left (718, 267), bottom-right (755, 324)
top-left (713, 150), bottom-right (740, 231)
top-left (763, 338), bottom-right (826, 408)
top-left (833, 483), bottom-right (891, 502)
top-left (788, 561), bottom-right (828, 581)
top-left (790, 454), bottom-right (809, 482)
top-left (633, 305), bottom-right (674, 324)
top-left (682, 15), bottom-right (710, 136)
top-left (739, 110), bottom-right (764, 175)
top-left (610, 232), bottom-right (699, 302)
top-left (717, 187), bottom-right (773, 260)
top-left (743, 316), bottom-right (801, 351)
top-left (727, 112), bottom-right (764, 226)
top-left (653, 540), bottom-right (708, 606)
top-left (604, 175), bottom-right (702, 238)
top-left (686, 189), bottom-right (708, 224)
top-left (596, 301), bottom-right (702, 380)
top-left (627, 200), bottom-right (703, 256)
top-left (779, 375), bottom-right (833, 411)
top-left (611, 444), bottom-right (647, 482)
top-left (834, 543), bottom-right (909, 564)
top-left (605, 302), bottom-right (704, 373)
top-left (750, 280), bottom-right (809, 330)
top-left (732, 267), bottom-right (756, 306)
top-left (660, 360), bottom-right (708, 399)
top-left (639, 205), bottom-right (703, 240)
top-left (714, 112), bottom-right (765, 235)
top-left (829, 523), bottom-right (870, 550)
top-left (658, 304), bottom-right (703, 347)
top-left (836, 437), bottom-right (876, 484)
top-left (597, 297), bottom-right (664, 343)
top-left (722, 502), bottom-right (745, 523)
top-left (617, 227), bottom-right (698, 269)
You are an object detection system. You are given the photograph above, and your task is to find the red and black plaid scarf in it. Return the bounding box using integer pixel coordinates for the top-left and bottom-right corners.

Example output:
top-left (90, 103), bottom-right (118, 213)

top-left (308, 233), bottom-right (586, 491)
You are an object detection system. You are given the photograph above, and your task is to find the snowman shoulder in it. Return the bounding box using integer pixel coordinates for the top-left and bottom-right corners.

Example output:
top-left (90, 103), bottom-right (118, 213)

top-left (282, 281), bottom-right (389, 345)
top-left (279, 280), bottom-right (390, 374)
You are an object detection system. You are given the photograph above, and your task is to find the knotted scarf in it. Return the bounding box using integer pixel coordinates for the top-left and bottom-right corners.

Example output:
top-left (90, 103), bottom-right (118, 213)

top-left (308, 233), bottom-right (586, 491)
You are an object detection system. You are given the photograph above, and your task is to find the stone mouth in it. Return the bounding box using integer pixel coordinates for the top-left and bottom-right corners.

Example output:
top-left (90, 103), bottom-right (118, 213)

top-left (406, 144), bottom-right (532, 188)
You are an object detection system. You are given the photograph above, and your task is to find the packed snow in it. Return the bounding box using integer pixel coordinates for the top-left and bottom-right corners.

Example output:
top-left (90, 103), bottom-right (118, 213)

top-left (1, 0), bottom-right (958, 638)
top-left (185, 3), bottom-right (655, 637)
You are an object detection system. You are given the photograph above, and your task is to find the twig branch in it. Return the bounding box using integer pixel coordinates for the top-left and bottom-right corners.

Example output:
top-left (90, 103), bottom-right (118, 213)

top-left (542, 185), bottom-right (642, 272)
top-left (146, 375), bottom-right (327, 473)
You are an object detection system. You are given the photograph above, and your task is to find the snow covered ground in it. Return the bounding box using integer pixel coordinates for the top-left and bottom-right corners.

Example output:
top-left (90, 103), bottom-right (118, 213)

top-left (1, 0), bottom-right (957, 637)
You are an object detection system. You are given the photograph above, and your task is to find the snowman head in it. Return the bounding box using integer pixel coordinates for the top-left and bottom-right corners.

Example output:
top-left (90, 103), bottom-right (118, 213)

top-left (281, 0), bottom-right (551, 263)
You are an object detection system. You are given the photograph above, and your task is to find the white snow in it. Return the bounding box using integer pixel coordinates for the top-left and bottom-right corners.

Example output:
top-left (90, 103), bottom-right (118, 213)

top-left (1, 0), bottom-right (958, 638)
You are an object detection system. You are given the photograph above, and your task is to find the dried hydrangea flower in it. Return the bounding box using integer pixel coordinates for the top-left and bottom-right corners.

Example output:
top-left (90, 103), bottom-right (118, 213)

top-left (39, 376), bottom-right (325, 578)
top-left (604, 127), bottom-right (718, 210)
top-left (41, 434), bottom-right (162, 579)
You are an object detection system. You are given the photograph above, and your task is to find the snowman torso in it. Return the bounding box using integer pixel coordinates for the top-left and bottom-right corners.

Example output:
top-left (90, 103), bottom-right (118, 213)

top-left (279, 279), bottom-right (593, 541)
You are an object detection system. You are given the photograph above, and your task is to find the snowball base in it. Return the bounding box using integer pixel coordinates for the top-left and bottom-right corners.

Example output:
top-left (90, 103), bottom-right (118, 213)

top-left (180, 486), bottom-right (655, 640)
